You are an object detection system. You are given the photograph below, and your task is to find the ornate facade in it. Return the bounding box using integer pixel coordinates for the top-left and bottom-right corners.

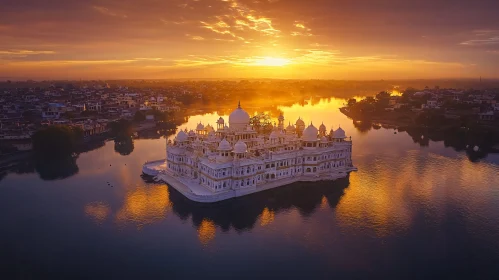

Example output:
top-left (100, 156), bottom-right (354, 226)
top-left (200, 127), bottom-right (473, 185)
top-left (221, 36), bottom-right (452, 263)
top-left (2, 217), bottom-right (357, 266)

top-left (163, 102), bottom-right (355, 196)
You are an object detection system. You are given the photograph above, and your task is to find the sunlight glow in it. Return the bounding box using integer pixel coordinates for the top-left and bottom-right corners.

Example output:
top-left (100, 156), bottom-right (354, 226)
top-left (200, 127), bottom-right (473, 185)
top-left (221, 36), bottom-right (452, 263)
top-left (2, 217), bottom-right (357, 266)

top-left (253, 57), bottom-right (291, 67)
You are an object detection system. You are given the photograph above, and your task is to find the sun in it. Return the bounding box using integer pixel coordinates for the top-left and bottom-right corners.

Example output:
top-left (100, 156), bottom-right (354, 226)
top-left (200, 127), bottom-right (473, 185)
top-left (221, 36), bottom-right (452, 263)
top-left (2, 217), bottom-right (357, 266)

top-left (253, 57), bottom-right (291, 67)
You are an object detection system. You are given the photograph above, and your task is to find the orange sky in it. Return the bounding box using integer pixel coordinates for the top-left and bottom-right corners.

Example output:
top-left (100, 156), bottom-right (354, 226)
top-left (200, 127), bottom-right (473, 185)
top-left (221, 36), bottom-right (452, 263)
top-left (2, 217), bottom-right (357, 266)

top-left (1, 0), bottom-right (499, 80)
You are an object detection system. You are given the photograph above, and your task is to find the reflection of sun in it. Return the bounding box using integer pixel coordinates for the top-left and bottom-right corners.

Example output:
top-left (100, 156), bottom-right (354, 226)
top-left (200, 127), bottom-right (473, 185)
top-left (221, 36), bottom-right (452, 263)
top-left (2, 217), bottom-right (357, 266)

top-left (254, 57), bottom-right (290, 67)
top-left (198, 219), bottom-right (216, 245)
top-left (115, 185), bottom-right (171, 227)
top-left (259, 207), bottom-right (275, 226)
top-left (85, 202), bottom-right (111, 223)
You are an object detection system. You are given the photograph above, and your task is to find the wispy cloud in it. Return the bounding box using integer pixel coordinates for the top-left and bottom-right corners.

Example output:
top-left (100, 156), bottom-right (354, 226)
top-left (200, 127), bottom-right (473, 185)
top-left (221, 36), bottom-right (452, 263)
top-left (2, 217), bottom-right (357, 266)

top-left (291, 21), bottom-right (313, 37)
top-left (460, 30), bottom-right (499, 46)
top-left (92, 6), bottom-right (127, 18)
top-left (186, 34), bottom-right (205, 41)
top-left (0, 50), bottom-right (55, 55)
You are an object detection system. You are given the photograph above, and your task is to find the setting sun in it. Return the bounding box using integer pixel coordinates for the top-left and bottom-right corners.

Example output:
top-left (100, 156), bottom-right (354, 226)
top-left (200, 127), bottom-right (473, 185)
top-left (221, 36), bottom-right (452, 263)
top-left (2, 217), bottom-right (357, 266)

top-left (253, 57), bottom-right (291, 67)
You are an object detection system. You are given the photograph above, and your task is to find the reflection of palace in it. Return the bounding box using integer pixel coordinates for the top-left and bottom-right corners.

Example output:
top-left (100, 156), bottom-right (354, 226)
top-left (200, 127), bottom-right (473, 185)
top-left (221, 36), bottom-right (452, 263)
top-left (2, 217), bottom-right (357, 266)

top-left (143, 102), bottom-right (356, 202)
top-left (168, 176), bottom-right (351, 233)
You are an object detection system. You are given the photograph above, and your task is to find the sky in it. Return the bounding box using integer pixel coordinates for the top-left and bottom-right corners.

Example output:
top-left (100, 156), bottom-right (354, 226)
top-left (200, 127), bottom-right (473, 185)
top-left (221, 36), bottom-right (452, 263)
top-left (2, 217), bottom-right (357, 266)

top-left (1, 0), bottom-right (499, 80)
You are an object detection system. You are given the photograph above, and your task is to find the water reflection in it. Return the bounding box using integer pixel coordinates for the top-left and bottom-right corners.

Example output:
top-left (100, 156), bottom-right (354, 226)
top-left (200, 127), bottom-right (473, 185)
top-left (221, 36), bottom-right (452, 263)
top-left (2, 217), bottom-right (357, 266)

top-left (35, 156), bottom-right (79, 180)
top-left (114, 137), bottom-right (134, 156)
top-left (84, 202), bottom-right (111, 223)
top-left (197, 219), bottom-right (216, 246)
top-left (115, 185), bottom-right (172, 228)
top-left (167, 176), bottom-right (350, 233)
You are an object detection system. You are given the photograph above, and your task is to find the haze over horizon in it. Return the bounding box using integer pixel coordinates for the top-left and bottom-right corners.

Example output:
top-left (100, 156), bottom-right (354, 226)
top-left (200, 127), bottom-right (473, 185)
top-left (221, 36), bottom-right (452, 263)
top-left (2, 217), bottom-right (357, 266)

top-left (2, 0), bottom-right (499, 80)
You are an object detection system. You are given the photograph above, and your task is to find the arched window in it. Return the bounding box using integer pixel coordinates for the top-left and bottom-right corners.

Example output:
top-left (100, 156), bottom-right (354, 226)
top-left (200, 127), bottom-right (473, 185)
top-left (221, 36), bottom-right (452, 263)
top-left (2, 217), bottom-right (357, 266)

top-left (306, 168), bottom-right (311, 172)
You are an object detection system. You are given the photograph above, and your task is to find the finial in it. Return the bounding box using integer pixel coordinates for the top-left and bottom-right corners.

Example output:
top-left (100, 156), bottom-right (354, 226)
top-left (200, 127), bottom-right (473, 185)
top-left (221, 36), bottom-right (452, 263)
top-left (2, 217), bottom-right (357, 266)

top-left (238, 100), bottom-right (241, 109)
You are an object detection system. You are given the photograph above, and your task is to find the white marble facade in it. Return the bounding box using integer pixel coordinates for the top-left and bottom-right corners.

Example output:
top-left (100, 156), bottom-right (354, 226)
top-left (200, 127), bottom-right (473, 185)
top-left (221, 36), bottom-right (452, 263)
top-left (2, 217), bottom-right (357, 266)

top-left (166, 102), bottom-right (354, 194)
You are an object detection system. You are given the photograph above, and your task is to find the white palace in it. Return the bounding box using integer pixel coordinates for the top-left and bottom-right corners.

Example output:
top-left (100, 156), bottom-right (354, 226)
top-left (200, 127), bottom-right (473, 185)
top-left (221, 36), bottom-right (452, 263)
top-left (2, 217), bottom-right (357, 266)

top-left (143, 102), bottom-right (356, 203)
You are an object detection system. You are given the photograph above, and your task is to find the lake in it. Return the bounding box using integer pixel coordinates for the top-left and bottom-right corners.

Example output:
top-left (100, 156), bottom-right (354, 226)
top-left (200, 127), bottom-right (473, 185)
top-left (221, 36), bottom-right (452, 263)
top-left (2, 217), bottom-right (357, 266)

top-left (1, 98), bottom-right (499, 279)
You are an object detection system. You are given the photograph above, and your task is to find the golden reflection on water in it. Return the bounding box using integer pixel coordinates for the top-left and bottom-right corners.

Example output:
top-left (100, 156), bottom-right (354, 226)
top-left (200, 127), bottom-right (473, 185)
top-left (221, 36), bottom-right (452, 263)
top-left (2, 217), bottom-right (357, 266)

top-left (320, 196), bottom-right (328, 209)
top-left (259, 207), bottom-right (275, 226)
top-left (198, 219), bottom-right (216, 245)
top-left (84, 202), bottom-right (111, 223)
top-left (115, 185), bottom-right (172, 227)
top-left (336, 150), bottom-right (499, 237)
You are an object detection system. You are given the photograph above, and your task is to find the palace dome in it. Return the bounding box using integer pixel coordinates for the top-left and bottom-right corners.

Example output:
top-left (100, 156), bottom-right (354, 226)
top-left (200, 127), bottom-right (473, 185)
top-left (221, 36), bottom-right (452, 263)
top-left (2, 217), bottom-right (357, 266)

top-left (319, 123), bottom-right (326, 131)
top-left (176, 130), bottom-right (188, 142)
top-left (296, 118), bottom-right (305, 127)
top-left (302, 124), bottom-right (318, 141)
top-left (234, 140), bottom-right (247, 154)
top-left (196, 123), bottom-right (205, 130)
top-left (218, 139), bottom-right (232, 151)
top-left (333, 127), bottom-right (346, 138)
top-left (229, 102), bottom-right (250, 127)
top-left (205, 124), bottom-right (214, 132)
top-left (217, 117), bottom-right (225, 124)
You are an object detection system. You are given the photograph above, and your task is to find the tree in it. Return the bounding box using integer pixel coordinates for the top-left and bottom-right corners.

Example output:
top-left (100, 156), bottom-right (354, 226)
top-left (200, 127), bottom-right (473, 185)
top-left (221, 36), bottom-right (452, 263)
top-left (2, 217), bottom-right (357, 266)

top-left (376, 91), bottom-right (391, 101)
top-left (133, 111), bottom-right (146, 122)
top-left (32, 125), bottom-right (83, 158)
top-left (108, 119), bottom-right (133, 140)
top-left (249, 113), bottom-right (274, 134)
top-left (81, 110), bottom-right (98, 117)
top-left (62, 111), bottom-right (75, 120)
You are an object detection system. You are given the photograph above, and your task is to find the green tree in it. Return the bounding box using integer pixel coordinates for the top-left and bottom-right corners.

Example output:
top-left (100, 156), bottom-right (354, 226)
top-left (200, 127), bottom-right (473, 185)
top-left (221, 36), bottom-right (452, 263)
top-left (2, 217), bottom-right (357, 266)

top-left (32, 126), bottom-right (83, 158)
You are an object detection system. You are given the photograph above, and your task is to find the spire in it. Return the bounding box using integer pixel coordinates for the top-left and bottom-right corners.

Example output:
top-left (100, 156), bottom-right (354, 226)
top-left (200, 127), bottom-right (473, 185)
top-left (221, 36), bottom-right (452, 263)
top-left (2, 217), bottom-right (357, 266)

top-left (238, 100), bottom-right (241, 109)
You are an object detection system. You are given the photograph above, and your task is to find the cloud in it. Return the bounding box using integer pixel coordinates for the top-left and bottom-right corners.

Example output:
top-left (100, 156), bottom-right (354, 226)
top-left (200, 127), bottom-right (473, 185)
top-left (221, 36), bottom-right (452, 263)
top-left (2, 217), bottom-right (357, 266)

top-left (0, 50), bottom-right (55, 55)
top-left (460, 30), bottom-right (499, 46)
top-left (92, 6), bottom-right (127, 18)
top-left (186, 34), bottom-right (206, 41)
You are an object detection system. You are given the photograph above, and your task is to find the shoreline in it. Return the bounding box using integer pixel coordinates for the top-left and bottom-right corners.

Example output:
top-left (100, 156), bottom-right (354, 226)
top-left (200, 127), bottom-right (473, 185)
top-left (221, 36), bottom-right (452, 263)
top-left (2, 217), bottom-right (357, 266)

top-left (142, 160), bottom-right (357, 203)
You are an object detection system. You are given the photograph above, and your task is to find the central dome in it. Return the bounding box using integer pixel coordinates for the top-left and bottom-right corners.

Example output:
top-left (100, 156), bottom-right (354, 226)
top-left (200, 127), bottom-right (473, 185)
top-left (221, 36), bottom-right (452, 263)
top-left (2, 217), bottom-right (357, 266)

top-left (302, 124), bottom-right (318, 141)
top-left (229, 102), bottom-right (250, 131)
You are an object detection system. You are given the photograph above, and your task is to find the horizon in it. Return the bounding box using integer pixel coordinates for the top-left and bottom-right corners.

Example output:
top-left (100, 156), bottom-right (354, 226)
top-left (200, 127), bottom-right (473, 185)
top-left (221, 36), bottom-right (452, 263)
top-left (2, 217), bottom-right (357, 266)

top-left (1, 0), bottom-right (499, 80)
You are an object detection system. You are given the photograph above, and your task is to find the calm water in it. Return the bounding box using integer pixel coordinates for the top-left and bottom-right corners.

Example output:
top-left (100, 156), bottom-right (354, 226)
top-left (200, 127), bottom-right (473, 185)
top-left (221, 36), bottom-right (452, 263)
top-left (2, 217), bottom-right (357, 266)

top-left (1, 99), bottom-right (499, 279)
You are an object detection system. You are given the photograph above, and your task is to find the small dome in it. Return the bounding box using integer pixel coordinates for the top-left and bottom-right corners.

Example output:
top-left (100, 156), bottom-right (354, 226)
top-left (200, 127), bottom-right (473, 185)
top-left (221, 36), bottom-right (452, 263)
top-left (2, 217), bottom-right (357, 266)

top-left (319, 123), bottom-right (326, 131)
top-left (188, 130), bottom-right (196, 137)
top-left (218, 139), bottom-right (232, 150)
top-left (217, 117), bottom-right (225, 124)
top-left (302, 124), bottom-right (318, 141)
top-left (176, 130), bottom-right (188, 142)
top-left (205, 124), bottom-right (214, 132)
top-left (296, 118), bottom-right (305, 126)
top-left (286, 122), bottom-right (295, 131)
top-left (333, 127), bottom-right (346, 138)
top-left (234, 140), bottom-right (247, 153)
top-left (269, 131), bottom-right (278, 139)
top-left (321, 136), bottom-right (328, 142)
top-left (224, 125), bottom-right (229, 130)
top-left (229, 102), bottom-right (250, 126)
top-left (278, 113), bottom-right (284, 121)
top-left (196, 123), bottom-right (204, 130)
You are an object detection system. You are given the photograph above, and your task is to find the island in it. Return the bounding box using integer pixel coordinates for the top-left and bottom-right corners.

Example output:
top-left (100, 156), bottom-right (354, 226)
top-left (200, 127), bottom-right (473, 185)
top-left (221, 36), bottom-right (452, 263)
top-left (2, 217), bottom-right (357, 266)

top-left (143, 102), bottom-right (356, 203)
